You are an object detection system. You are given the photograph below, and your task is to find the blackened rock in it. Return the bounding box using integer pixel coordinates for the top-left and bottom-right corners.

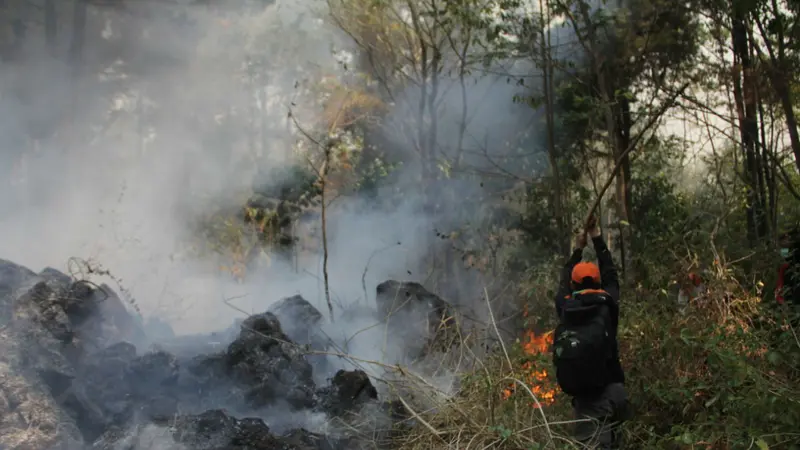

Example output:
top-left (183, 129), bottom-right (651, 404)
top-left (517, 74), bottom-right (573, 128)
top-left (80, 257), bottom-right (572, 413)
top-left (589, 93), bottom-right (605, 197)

top-left (77, 344), bottom-right (183, 430)
top-left (375, 280), bottom-right (450, 322)
top-left (59, 385), bottom-right (111, 443)
top-left (89, 283), bottom-right (147, 347)
top-left (267, 295), bottom-right (325, 349)
top-left (0, 278), bottom-right (85, 449)
top-left (38, 367), bottom-right (75, 398)
top-left (281, 428), bottom-right (350, 450)
top-left (78, 344), bottom-right (138, 433)
top-left (319, 370), bottom-right (378, 417)
top-left (125, 350), bottom-right (181, 420)
top-left (267, 295), bottom-right (331, 380)
top-left (269, 295), bottom-right (323, 326)
top-left (233, 417), bottom-right (285, 448)
top-left (224, 312), bottom-right (316, 409)
top-left (140, 395), bottom-right (179, 423)
top-left (11, 267), bottom-right (145, 353)
top-left (90, 341), bottom-right (138, 362)
top-left (39, 267), bottom-right (73, 285)
top-left (374, 280), bottom-right (455, 359)
top-left (90, 427), bottom-right (127, 450)
top-left (0, 258), bottom-right (37, 323)
top-left (16, 281), bottom-right (76, 343)
top-left (173, 409), bottom-right (238, 448)
top-left (126, 350), bottom-right (180, 393)
top-left (172, 409), bottom-right (287, 449)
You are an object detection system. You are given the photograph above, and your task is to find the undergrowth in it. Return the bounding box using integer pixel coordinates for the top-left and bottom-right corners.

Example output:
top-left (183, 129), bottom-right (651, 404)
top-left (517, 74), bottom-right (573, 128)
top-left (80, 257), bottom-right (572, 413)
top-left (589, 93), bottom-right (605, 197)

top-left (393, 260), bottom-right (800, 450)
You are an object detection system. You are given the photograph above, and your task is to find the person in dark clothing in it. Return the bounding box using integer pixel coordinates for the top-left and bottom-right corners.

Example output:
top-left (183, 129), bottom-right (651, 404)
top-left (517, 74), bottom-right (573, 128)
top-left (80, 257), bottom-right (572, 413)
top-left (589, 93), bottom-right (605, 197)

top-left (553, 216), bottom-right (629, 449)
top-left (777, 227), bottom-right (800, 306)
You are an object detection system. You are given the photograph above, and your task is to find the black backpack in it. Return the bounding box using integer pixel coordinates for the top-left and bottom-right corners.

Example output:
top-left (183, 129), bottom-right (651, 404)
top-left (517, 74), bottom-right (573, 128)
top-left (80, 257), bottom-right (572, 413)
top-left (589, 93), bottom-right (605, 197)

top-left (552, 289), bottom-right (614, 396)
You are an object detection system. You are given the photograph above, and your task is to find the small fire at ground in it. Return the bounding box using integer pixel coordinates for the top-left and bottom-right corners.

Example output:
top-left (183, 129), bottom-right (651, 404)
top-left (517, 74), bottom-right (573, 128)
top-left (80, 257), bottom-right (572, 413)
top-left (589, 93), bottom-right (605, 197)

top-left (502, 329), bottom-right (559, 407)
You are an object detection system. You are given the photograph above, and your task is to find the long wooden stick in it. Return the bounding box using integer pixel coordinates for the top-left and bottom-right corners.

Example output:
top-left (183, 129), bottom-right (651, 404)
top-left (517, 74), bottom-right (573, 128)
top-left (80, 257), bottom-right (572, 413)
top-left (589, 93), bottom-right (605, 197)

top-left (582, 83), bottom-right (691, 228)
top-left (582, 142), bottom-right (637, 229)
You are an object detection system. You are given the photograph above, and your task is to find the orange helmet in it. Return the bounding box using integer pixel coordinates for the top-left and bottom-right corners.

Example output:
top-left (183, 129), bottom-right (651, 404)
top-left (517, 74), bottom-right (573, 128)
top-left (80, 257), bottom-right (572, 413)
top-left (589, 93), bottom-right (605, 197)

top-left (571, 262), bottom-right (601, 285)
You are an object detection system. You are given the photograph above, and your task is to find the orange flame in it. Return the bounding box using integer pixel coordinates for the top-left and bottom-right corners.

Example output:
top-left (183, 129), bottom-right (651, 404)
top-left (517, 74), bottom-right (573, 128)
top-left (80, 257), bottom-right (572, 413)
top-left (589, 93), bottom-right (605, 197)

top-left (501, 329), bottom-right (558, 407)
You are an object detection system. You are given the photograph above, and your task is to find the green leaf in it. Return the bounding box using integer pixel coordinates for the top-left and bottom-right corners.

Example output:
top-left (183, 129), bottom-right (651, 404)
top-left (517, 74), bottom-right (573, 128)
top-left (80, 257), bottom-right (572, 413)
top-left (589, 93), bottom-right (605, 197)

top-left (704, 394), bottom-right (719, 408)
top-left (756, 438), bottom-right (769, 450)
top-left (767, 351), bottom-right (782, 365)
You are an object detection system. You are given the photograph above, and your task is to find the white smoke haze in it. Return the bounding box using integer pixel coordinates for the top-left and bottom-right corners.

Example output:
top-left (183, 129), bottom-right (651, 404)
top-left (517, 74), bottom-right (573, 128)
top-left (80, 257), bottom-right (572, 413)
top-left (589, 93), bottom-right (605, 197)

top-left (0, 0), bottom-right (593, 447)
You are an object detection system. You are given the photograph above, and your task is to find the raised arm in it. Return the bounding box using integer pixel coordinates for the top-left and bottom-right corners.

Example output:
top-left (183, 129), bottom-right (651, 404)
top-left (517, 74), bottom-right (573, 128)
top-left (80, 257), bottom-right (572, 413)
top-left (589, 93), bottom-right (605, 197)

top-left (592, 235), bottom-right (620, 302)
top-left (555, 243), bottom-right (585, 317)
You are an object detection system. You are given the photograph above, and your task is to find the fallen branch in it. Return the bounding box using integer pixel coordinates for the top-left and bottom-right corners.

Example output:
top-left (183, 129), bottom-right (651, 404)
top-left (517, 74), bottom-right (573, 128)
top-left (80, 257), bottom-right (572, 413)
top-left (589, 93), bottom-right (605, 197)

top-left (484, 287), bottom-right (512, 372)
top-left (321, 140), bottom-right (334, 323)
top-left (501, 376), bottom-right (554, 447)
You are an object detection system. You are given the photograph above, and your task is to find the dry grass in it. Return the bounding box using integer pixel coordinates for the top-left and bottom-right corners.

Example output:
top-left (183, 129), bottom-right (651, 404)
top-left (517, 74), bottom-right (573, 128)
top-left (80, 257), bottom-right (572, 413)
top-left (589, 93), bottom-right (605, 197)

top-left (371, 288), bottom-right (585, 450)
top-left (377, 344), bottom-right (590, 450)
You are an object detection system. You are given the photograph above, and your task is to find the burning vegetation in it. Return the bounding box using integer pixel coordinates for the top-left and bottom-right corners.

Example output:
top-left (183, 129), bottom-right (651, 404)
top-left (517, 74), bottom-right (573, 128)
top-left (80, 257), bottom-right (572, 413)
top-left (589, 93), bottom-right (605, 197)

top-left (501, 329), bottom-right (559, 407)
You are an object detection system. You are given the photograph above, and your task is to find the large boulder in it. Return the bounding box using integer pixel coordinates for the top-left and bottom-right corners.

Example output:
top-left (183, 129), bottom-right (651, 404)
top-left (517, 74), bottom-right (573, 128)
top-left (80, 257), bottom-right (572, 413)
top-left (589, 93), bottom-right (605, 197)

top-left (318, 370), bottom-right (378, 418)
top-left (170, 409), bottom-right (350, 450)
top-left (375, 281), bottom-right (450, 322)
top-left (74, 343), bottom-right (182, 433)
top-left (0, 323), bottom-right (85, 450)
top-left (184, 312), bottom-right (317, 410)
top-left (0, 262), bottom-right (100, 448)
top-left (267, 295), bottom-right (326, 349)
top-left (0, 261), bottom-right (163, 448)
top-left (172, 409), bottom-right (285, 449)
top-left (0, 259), bottom-right (407, 450)
top-left (4, 263), bottom-right (146, 354)
top-left (374, 280), bottom-right (455, 359)
top-left (0, 259), bottom-right (38, 325)
top-left (227, 312), bottom-right (316, 409)
top-left (267, 295), bottom-right (331, 380)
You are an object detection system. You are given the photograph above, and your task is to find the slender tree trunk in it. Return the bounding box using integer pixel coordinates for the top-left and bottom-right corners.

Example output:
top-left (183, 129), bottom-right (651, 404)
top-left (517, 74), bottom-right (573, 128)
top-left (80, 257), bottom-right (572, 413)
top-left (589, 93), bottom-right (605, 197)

top-left (731, 10), bottom-right (764, 245)
top-left (575, 0), bottom-right (631, 278)
top-left (756, 87), bottom-right (774, 237)
top-left (748, 31), bottom-right (768, 238)
top-left (539, 0), bottom-right (567, 255)
top-left (766, 106), bottom-right (779, 232)
top-left (756, 0), bottom-right (800, 174)
top-left (321, 144), bottom-right (334, 323)
top-left (773, 79), bottom-right (800, 175)
top-left (408, 1), bottom-right (430, 190)
top-left (616, 95), bottom-right (633, 226)
top-left (426, 45), bottom-right (441, 210)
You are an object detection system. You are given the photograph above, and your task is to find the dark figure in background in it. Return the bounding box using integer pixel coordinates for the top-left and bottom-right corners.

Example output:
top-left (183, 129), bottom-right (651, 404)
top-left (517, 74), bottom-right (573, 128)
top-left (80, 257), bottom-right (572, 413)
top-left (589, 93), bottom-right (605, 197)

top-left (776, 227), bottom-right (800, 307)
top-left (552, 216), bottom-right (630, 449)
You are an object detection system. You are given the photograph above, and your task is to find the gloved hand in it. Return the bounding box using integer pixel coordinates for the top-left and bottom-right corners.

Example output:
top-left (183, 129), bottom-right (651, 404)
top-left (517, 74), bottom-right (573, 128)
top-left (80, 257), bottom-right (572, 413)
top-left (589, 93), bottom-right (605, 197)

top-left (586, 214), bottom-right (601, 238)
top-left (575, 232), bottom-right (588, 249)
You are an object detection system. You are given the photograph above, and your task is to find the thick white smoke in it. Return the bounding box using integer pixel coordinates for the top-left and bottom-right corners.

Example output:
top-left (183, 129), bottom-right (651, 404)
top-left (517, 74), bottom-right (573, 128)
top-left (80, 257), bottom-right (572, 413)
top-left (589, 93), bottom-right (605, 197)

top-left (0, 0), bottom-right (588, 446)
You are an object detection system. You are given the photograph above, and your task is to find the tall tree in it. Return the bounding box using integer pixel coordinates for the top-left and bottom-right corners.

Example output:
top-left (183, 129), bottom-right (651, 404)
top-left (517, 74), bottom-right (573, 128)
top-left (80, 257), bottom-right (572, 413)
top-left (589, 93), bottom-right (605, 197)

top-left (752, 0), bottom-right (800, 175)
top-left (550, 0), bottom-right (700, 276)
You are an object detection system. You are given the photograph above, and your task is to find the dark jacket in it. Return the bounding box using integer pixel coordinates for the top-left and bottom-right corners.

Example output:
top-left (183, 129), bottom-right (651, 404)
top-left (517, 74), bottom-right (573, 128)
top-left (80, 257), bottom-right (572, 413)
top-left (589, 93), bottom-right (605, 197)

top-left (554, 236), bottom-right (625, 386)
top-left (778, 242), bottom-right (800, 305)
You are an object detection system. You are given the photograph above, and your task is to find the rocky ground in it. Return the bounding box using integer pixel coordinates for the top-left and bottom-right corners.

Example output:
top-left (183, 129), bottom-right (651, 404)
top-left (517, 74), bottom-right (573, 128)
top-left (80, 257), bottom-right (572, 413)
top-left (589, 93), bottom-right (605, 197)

top-left (0, 259), bottom-right (462, 450)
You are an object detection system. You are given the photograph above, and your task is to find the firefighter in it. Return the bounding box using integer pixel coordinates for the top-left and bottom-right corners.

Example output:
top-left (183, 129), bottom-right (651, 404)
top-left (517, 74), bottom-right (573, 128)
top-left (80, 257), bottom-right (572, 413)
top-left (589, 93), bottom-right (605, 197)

top-left (552, 215), bottom-right (630, 449)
